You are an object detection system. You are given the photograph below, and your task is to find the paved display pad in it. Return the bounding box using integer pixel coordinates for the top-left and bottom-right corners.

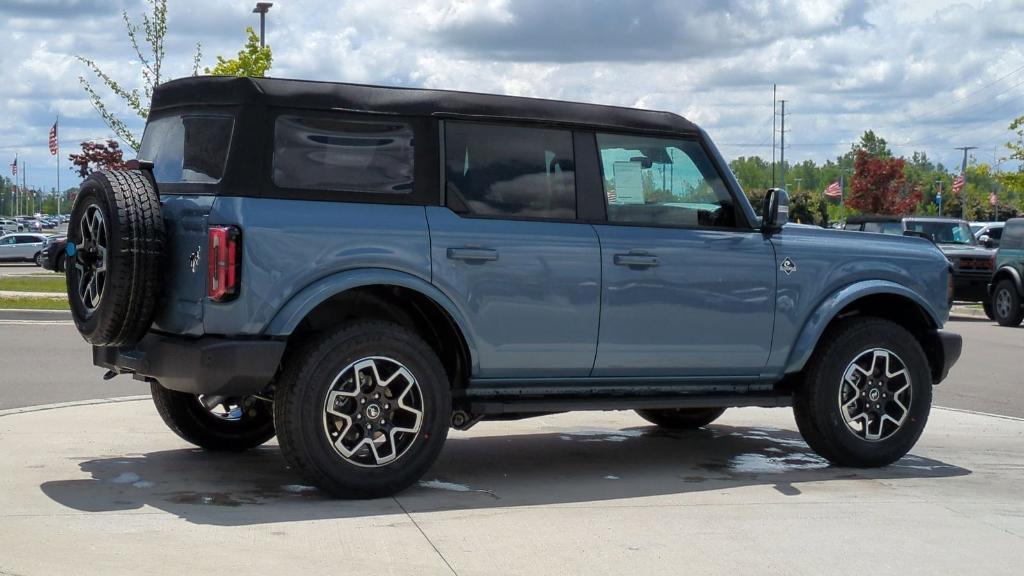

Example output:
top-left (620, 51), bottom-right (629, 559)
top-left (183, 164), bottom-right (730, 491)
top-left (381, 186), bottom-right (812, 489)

top-left (1, 401), bottom-right (1021, 575)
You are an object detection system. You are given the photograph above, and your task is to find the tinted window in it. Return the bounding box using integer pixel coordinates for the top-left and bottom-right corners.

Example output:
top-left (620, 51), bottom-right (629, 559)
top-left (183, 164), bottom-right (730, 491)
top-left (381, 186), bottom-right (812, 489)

top-left (0, 236), bottom-right (14, 245)
top-left (140, 115), bottom-right (234, 184)
top-left (16, 235), bottom-right (40, 244)
top-left (445, 122), bottom-right (576, 219)
top-left (597, 133), bottom-right (737, 228)
top-left (905, 221), bottom-right (976, 245)
top-left (1003, 219), bottom-right (1024, 250)
top-left (988, 227), bottom-right (1003, 240)
top-left (273, 115), bottom-right (414, 194)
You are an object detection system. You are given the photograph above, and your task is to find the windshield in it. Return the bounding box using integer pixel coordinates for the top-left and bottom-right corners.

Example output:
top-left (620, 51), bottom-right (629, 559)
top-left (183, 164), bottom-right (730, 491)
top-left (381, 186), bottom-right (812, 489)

top-left (139, 113), bottom-right (234, 185)
top-left (905, 220), bottom-right (976, 245)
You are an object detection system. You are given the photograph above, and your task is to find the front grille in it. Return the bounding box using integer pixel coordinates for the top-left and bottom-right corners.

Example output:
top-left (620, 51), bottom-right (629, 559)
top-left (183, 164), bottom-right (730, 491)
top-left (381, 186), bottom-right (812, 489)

top-left (957, 257), bottom-right (993, 272)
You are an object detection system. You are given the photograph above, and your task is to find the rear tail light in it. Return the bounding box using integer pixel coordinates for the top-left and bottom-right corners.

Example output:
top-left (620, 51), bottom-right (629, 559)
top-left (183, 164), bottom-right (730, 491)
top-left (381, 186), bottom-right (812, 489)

top-left (208, 226), bottom-right (240, 301)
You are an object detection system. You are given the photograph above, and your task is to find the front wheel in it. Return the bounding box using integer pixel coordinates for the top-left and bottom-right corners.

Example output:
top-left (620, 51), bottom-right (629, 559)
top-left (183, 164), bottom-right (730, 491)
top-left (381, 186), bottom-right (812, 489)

top-left (274, 321), bottom-right (451, 499)
top-left (34, 252), bottom-right (43, 267)
top-left (150, 383), bottom-right (276, 451)
top-left (992, 280), bottom-right (1024, 327)
top-left (793, 317), bottom-right (932, 468)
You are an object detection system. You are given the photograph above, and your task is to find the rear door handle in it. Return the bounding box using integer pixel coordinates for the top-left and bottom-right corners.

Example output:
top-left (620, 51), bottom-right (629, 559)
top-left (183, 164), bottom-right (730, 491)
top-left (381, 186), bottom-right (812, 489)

top-left (447, 247), bottom-right (499, 262)
top-left (613, 252), bottom-right (660, 268)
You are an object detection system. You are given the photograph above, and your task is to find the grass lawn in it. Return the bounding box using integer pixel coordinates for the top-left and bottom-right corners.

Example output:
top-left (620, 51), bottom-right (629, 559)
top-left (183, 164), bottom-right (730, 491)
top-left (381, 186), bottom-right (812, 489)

top-left (0, 276), bottom-right (67, 293)
top-left (0, 296), bottom-right (69, 310)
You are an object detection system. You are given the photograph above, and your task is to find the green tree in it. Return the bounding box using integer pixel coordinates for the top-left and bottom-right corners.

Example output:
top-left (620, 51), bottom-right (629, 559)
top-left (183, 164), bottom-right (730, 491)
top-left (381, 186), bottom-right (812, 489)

top-left (997, 115), bottom-right (1024, 213)
top-left (205, 27), bottom-right (273, 77)
top-left (77, 0), bottom-right (202, 151)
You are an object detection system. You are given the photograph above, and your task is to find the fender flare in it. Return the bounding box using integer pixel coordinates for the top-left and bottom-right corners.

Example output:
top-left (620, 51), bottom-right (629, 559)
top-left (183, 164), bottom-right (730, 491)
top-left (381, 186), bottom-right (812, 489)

top-left (992, 266), bottom-right (1023, 296)
top-left (264, 268), bottom-right (479, 373)
top-left (784, 280), bottom-right (943, 374)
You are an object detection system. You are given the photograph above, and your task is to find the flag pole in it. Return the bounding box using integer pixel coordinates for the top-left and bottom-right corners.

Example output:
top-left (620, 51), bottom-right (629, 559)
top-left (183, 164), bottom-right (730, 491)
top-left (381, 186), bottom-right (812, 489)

top-left (56, 114), bottom-right (60, 216)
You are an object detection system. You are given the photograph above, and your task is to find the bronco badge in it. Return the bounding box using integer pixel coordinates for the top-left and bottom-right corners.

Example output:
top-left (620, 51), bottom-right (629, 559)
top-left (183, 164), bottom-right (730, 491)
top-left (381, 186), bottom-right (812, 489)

top-left (781, 257), bottom-right (797, 275)
top-left (188, 246), bottom-right (201, 274)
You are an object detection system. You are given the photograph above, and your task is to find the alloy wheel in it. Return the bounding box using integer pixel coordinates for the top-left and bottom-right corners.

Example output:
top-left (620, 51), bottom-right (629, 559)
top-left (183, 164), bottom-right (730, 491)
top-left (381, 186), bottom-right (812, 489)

top-left (995, 288), bottom-right (1013, 320)
top-left (73, 204), bottom-right (108, 316)
top-left (322, 356), bottom-right (424, 467)
top-left (838, 348), bottom-right (912, 442)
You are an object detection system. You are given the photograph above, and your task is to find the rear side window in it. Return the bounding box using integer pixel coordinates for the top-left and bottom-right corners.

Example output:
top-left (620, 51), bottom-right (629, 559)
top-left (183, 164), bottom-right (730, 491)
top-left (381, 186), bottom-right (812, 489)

top-left (273, 115), bottom-right (414, 194)
top-left (140, 115), bottom-right (234, 184)
top-left (444, 122), bottom-right (576, 219)
top-left (1003, 219), bottom-right (1024, 250)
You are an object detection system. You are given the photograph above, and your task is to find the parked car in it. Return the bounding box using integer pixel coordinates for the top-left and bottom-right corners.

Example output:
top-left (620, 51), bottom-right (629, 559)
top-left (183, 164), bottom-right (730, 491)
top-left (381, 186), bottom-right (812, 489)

top-left (845, 215), bottom-right (995, 307)
top-left (0, 233), bottom-right (49, 263)
top-left (988, 218), bottom-right (1024, 326)
top-left (70, 75), bottom-right (960, 499)
top-left (39, 236), bottom-right (68, 272)
top-left (972, 221), bottom-right (1004, 248)
top-left (0, 219), bottom-right (23, 234)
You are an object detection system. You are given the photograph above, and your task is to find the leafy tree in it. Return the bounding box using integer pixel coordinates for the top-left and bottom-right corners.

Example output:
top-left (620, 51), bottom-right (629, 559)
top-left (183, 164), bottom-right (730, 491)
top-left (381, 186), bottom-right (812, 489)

top-left (205, 27), bottom-right (273, 77)
top-left (68, 140), bottom-right (127, 178)
top-left (997, 115), bottom-right (1024, 212)
top-left (852, 130), bottom-right (892, 158)
top-left (847, 149), bottom-right (921, 215)
top-left (77, 0), bottom-right (201, 151)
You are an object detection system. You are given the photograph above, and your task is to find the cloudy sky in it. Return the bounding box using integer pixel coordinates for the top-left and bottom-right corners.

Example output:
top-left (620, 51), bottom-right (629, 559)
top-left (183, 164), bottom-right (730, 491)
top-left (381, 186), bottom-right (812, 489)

top-left (1, 0), bottom-right (1022, 193)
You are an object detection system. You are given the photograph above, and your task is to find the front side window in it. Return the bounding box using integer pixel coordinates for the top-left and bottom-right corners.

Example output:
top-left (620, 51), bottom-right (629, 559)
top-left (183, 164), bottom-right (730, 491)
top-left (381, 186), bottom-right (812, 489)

top-left (0, 236), bottom-right (14, 245)
top-left (273, 115), bottom-right (414, 194)
top-left (445, 122), bottom-right (576, 219)
top-left (905, 221), bottom-right (976, 245)
top-left (140, 114), bottom-right (234, 184)
top-left (597, 133), bottom-right (737, 228)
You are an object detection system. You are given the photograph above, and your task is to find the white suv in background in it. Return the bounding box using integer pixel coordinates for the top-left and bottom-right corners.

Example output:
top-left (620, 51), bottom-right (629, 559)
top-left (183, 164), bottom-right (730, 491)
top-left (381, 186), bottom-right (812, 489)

top-left (0, 233), bottom-right (49, 264)
top-left (0, 219), bottom-right (23, 234)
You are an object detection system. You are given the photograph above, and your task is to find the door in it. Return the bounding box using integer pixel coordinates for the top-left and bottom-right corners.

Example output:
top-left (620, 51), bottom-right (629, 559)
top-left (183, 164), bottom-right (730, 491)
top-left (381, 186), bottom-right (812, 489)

top-left (428, 121), bottom-right (601, 378)
top-left (16, 235), bottom-right (44, 260)
top-left (590, 132), bottom-right (776, 377)
top-left (0, 235), bottom-right (16, 260)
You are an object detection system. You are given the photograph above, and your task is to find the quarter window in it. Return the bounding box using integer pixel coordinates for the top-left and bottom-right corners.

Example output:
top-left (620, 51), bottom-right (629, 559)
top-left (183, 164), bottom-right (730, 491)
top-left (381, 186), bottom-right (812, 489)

top-left (140, 114), bottom-right (234, 184)
top-left (273, 115), bottom-right (415, 194)
top-left (597, 133), bottom-right (737, 228)
top-left (444, 122), bottom-right (576, 219)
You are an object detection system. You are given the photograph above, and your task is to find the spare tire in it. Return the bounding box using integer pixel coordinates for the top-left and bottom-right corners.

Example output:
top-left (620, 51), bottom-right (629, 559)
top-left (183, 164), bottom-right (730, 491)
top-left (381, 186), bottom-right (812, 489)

top-left (66, 170), bottom-right (164, 347)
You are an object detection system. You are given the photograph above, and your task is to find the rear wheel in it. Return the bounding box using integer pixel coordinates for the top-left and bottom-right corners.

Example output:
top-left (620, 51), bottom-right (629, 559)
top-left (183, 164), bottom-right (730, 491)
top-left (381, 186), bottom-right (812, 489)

top-left (56, 252), bottom-right (66, 273)
top-left (274, 321), bottom-right (451, 499)
top-left (34, 252), bottom-right (43, 267)
top-left (793, 317), bottom-right (931, 467)
top-left (150, 383), bottom-right (275, 451)
top-left (636, 407), bottom-right (726, 429)
top-left (992, 280), bottom-right (1024, 327)
top-left (982, 299), bottom-right (995, 320)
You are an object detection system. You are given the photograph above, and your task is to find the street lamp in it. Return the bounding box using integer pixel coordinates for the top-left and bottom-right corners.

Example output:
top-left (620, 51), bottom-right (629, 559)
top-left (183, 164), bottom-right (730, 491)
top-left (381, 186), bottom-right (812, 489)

top-left (252, 2), bottom-right (273, 47)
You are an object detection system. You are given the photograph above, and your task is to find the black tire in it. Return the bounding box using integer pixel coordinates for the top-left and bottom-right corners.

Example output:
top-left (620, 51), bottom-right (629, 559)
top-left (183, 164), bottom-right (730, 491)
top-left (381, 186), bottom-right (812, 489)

top-left (982, 299), bottom-right (995, 320)
top-left (274, 321), bottom-right (451, 499)
top-left (636, 407), bottom-right (726, 429)
top-left (34, 252), bottom-right (43, 267)
top-left (992, 279), bottom-right (1024, 327)
top-left (66, 170), bottom-right (164, 347)
top-left (150, 382), bottom-right (275, 451)
top-left (793, 317), bottom-right (932, 468)
top-left (56, 252), bottom-right (66, 273)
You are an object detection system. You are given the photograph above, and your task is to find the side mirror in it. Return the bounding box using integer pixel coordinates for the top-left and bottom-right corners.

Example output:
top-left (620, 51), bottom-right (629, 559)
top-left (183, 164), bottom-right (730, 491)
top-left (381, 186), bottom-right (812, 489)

top-left (979, 234), bottom-right (994, 248)
top-left (761, 188), bottom-right (789, 234)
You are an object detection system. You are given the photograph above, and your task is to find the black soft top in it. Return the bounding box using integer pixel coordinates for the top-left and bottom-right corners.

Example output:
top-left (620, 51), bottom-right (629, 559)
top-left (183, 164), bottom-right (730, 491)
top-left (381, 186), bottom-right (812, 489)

top-left (151, 75), bottom-right (700, 135)
top-left (845, 214), bottom-right (903, 224)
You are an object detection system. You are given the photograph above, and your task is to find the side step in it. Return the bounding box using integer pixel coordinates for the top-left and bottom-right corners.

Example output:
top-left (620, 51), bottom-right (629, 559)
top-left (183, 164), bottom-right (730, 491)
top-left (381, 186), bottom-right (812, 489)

top-left (469, 394), bottom-right (792, 416)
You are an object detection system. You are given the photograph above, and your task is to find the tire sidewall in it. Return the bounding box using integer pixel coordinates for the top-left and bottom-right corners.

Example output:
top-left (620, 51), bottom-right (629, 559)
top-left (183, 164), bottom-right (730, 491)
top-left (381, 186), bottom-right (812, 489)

top-left (810, 322), bottom-right (932, 464)
top-left (993, 280), bottom-right (1023, 326)
top-left (287, 325), bottom-right (451, 494)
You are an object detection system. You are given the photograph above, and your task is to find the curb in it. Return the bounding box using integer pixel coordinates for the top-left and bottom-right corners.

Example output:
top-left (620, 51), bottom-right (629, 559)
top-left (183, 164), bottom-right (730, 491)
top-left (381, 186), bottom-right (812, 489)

top-left (0, 395), bottom-right (150, 418)
top-left (0, 308), bottom-right (73, 322)
top-left (950, 305), bottom-right (986, 319)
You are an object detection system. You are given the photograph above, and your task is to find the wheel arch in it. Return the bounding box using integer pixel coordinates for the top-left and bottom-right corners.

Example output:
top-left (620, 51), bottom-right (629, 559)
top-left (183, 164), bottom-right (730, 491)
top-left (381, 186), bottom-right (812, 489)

top-left (265, 268), bottom-right (478, 387)
top-left (785, 281), bottom-right (946, 383)
top-left (992, 266), bottom-right (1023, 296)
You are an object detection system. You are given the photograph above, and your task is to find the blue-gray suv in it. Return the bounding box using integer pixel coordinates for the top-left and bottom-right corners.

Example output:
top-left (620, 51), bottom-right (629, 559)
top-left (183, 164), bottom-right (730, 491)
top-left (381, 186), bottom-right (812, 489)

top-left (67, 76), bottom-right (962, 498)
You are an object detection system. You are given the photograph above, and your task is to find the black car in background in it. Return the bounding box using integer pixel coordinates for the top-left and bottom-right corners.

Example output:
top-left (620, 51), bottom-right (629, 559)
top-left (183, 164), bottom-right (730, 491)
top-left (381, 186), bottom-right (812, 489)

top-left (845, 215), bottom-right (995, 307)
top-left (39, 236), bottom-right (67, 272)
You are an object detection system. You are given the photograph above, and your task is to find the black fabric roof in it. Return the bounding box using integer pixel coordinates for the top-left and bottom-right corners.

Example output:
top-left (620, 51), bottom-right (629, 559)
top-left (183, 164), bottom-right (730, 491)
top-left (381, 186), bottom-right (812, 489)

top-left (150, 75), bottom-right (699, 134)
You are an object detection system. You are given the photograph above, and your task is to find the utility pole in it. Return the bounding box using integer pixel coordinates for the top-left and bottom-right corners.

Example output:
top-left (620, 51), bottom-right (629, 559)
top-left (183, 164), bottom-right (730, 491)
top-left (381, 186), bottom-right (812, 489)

top-left (253, 3), bottom-right (273, 47)
top-left (779, 99), bottom-right (787, 189)
top-left (955, 146), bottom-right (977, 220)
top-left (771, 84), bottom-right (776, 188)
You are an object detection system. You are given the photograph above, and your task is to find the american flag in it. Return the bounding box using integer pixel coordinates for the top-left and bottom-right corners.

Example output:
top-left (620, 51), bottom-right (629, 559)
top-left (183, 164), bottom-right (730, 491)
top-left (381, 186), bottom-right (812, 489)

top-left (10, 156), bottom-right (16, 176)
top-left (824, 180), bottom-right (842, 198)
top-left (48, 121), bottom-right (58, 156)
top-left (952, 174), bottom-right (965, 195)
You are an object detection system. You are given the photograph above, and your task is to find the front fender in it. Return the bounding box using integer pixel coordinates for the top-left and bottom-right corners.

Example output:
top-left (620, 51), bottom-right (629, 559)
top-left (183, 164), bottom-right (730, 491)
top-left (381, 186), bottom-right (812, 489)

top-left (991, 266), bottom-right (1023, 295)
top-left (784, 280), bottom-right (943, 374)
top-left (263, 268), bottom-right (479, 373)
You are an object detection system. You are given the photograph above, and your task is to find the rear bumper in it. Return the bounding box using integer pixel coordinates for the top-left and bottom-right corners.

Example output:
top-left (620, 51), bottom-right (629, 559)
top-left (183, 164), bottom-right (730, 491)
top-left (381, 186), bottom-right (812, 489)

top-left (93, 332), bottom-right (286, 396)
top-left (932, 329), bottom-right (962, 384)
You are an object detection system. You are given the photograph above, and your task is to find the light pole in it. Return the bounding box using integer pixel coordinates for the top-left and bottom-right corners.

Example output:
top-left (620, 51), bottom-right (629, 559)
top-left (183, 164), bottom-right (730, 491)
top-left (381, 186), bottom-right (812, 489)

top-left (252, 2), bottom-right (273, 47)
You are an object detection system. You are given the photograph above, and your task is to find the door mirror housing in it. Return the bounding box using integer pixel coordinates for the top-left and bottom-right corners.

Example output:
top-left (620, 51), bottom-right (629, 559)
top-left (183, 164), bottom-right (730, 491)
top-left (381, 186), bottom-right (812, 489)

top-left (978, 234), bottom-right (994, 248)
top-left (760, 188), bottom-right (789, 234)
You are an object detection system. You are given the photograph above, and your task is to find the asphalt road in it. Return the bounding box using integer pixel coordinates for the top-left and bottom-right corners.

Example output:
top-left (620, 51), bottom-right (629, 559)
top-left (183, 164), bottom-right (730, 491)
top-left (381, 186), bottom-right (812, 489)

top-left (0, 311), bottom-right (1020, 416)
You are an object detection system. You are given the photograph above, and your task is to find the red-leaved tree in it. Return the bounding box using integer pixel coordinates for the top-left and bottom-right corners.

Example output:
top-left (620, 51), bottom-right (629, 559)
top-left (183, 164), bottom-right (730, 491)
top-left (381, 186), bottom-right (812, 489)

top-left (846, 149), bottom-right (921, 215)
top-left (68, 139), bottom-right (127, 178)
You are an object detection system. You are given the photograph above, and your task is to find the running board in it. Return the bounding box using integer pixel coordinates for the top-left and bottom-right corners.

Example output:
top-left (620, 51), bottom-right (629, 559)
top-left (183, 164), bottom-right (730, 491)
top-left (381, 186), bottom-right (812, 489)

top-left (469, 394), bottom-right (792, 415)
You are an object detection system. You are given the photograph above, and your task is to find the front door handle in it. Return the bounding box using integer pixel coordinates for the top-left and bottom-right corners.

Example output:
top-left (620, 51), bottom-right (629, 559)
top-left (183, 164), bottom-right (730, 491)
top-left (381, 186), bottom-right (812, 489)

top-left (613, 252), bottom-right (660, 268)
top-left (447, 247), bottom-right (499, 262)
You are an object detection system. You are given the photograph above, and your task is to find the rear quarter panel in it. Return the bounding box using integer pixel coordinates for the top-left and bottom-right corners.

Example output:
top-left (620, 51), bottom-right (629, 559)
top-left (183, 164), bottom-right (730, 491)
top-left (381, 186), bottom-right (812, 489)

top-left (766, 226), bottom-right (950, 375)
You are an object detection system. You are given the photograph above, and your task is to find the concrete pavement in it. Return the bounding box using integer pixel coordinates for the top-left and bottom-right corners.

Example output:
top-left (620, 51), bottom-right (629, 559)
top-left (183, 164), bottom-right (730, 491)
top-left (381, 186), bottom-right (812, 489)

top-left (1, 401), bottom-right (1021, 575)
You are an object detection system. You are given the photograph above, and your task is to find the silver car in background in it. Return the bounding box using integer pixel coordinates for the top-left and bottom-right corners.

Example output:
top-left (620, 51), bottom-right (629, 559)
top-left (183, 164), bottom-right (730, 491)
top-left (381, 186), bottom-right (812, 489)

top-left (0, 233), bottom-right (51, 264)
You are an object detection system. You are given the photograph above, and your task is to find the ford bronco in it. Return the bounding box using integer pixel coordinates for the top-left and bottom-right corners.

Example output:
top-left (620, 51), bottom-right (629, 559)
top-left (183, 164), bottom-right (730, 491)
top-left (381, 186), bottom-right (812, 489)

top-left (67, 76), bottom-right (962, 498)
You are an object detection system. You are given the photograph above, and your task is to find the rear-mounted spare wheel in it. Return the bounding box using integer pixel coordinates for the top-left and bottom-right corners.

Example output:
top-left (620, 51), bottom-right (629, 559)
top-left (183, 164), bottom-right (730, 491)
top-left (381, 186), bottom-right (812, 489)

top-left (66, 170), bottom-right (164, 347)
